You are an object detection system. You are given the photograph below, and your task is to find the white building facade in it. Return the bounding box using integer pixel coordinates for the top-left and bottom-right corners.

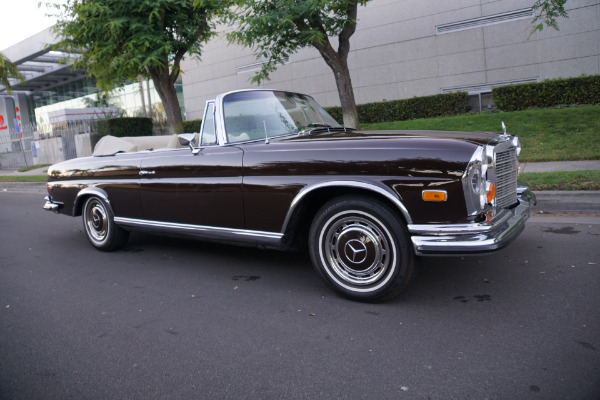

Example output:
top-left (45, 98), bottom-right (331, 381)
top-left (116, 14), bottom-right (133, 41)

top-left (181, 0), bottom-right (600, 119)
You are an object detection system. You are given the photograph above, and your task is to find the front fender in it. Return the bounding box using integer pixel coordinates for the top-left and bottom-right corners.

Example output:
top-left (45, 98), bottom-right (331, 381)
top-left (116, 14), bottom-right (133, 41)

top-left (281, 180), bottom-right (413, 234)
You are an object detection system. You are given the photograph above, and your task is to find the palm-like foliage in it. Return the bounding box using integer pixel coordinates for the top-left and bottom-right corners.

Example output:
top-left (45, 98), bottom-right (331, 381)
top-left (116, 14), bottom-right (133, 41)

top-left (0, 53), bottom-right (24, 94)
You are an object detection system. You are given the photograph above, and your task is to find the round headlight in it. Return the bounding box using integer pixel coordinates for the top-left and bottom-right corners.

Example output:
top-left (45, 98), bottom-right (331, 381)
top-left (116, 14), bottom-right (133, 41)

top-left (471, 168), bottom-right (481, 193)
top-left (462, 146), bottom-right (489, 215)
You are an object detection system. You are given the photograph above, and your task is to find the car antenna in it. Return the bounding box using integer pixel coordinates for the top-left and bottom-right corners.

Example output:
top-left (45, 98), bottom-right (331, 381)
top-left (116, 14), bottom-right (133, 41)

top-left (263, 121), bottom-right (269, 144)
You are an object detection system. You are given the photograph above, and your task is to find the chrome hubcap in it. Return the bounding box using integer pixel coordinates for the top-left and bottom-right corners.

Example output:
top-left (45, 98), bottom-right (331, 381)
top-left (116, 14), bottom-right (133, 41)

top-left (323, 214), bottom-right (390, 286)
top-left (86, 199), bottom-right (108, 242)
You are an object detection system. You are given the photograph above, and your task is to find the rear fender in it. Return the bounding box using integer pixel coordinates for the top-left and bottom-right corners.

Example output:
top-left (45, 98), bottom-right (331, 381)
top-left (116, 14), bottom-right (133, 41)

top-left (73, 187), bottom-right (110, 217)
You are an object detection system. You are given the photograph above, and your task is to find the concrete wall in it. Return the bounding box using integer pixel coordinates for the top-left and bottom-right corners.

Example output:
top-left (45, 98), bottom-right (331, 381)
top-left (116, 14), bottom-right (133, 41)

top-left (30, 133), bottom-right (95, 165)
top-left (181, 0), bottom-right (600, 119)
top-left (32, 137), bottom-right (65, 165)
top-left (74, 133), bottom-right (94, 158)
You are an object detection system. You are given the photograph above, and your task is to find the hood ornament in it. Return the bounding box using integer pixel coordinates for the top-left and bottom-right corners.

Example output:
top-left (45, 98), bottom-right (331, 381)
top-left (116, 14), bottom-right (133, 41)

top-left (500, 121), bottom-right (511, 140)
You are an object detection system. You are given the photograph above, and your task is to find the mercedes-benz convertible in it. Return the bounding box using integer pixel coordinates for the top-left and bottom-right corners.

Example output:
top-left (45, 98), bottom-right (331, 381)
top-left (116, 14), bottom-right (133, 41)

top-left (44, 89), bottom-right (534, 302)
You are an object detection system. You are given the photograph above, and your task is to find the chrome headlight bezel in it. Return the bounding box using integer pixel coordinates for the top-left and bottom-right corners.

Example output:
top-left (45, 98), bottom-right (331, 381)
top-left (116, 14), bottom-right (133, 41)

top-left (512, 136), bottom-right (521, 157)
top-left (462, 146), bottom-right (488, 216)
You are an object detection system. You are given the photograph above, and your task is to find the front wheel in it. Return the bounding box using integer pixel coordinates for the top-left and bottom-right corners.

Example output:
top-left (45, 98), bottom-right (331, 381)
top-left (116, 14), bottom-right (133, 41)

top-left (309, 196), bottom-right (415, 302)
top-left (82, 196), bottom-right (129, 251)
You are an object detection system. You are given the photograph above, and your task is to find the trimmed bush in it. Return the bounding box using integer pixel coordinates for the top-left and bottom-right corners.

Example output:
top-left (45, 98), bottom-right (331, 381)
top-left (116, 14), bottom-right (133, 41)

top-left (324, 106), bottom-right (343, 123)
top-left (324, 92), bottom-right (468, 125)
top-left (182, 119), bottom-right (202, 133)
top-left (97, 117), bottom-right (153, 137)
top-left (493, 75), bottom-right (600, 111)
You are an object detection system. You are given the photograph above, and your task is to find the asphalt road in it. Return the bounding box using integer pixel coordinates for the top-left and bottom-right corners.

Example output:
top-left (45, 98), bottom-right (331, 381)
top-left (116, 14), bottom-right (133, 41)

top-left (1, 188), bottom-right (599, 400)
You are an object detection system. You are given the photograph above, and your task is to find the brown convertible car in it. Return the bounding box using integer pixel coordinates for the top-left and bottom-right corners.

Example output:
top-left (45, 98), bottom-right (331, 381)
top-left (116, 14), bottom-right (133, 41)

top-left (44, 89), bottom-right (534, 301)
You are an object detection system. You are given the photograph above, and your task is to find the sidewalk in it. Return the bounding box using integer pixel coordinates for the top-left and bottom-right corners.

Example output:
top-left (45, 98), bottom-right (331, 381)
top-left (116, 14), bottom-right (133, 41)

top-left (519, 160), bottom-right (600, 173)
top-left (0, 166), bottom-right (51, 176)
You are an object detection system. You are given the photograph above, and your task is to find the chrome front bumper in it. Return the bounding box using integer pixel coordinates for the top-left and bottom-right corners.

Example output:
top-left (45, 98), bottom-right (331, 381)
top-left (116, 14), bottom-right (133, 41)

top-left (408, 187), bottom-right (536, 256)
top-left (43, 196), bottom-right (63, 213)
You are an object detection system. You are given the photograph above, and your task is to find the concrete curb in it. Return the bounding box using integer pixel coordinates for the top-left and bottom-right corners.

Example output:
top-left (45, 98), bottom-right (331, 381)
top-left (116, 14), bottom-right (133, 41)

top-left (533, 191), bottom-right (600, 212)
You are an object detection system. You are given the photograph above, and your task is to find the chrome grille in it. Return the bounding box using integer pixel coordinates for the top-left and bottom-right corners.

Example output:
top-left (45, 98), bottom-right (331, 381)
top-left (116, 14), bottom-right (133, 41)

top-left (495, 148), bottom-right (518, 209)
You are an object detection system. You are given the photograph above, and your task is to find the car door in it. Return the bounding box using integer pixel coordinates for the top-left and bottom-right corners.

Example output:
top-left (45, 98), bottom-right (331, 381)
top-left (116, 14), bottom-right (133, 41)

top-left (94, 152), bottom-right (146, 220)
top-left (138, 102), bottom-right (244, 229)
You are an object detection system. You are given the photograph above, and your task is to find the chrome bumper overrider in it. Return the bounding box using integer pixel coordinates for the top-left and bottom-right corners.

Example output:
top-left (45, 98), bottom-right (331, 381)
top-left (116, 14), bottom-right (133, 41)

top-left (408, 187), bottom-right (536, 256)
top-left (43, 196), bottom-right (63, 213)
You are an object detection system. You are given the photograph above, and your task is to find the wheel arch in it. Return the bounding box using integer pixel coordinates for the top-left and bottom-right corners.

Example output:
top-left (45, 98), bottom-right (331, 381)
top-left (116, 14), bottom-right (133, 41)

top-left (73, 187), bottom-right (110, 217)
top-left (281, 181), bottom-right (412, 251)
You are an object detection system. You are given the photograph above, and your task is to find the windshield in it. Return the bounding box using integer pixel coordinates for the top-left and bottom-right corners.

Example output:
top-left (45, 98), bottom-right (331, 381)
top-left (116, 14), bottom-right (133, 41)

top-left (223, 91), bottom-right (341, 143)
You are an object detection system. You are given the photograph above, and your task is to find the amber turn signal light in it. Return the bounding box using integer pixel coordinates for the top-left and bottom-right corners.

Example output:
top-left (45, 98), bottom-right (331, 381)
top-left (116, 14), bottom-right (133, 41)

top-left (422, 190), bottom-right (447, 202)
top-left (487, 183), bottom-right (496, 204)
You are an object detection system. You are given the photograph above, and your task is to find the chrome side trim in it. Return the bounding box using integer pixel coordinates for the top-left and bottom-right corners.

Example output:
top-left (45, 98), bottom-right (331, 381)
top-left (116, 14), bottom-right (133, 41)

top-left (282, 180), bottom-right (413, 233)
top-left (408, 210), bottom-right (513, 234)
top-left (113, 217), bottom-right (284, 247)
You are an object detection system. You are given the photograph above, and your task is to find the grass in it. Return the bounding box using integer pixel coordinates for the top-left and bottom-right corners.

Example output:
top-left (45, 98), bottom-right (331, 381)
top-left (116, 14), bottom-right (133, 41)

top-left (1, 106), bottom-right (598, 190)
top-left (520, 171), bottom-right (600, 191)
top-left (0, 175), bottom-right (47, 182)
top-left (362, 105), bottom-right (600, 163)
top-left (16, 164), bottom-right (51, 173)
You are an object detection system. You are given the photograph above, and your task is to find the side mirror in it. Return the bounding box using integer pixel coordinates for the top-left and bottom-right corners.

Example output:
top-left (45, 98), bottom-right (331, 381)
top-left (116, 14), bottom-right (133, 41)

top-left (178, 133), bottom-right (196, 147)
top-left (178, 133), bottom-right (203, 155)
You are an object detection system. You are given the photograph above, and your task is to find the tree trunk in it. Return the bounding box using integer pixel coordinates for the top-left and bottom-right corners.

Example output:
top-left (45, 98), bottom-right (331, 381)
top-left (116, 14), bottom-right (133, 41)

top-left (330, 59), bottom-right (359, 129)
top-left (313, 49), bottom-right (360, 129)
top-left (146, 78), bottom-right (152, 118)
top-left (137, 75), bottom-right (147, 118)
top-left (149, 67), bottom-right (183, 134)
top-left (308, 8), bottom-right (361, 130)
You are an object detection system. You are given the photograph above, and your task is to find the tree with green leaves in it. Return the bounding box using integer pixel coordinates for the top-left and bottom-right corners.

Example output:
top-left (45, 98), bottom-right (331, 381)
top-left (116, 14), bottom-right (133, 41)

top-left (531, 0), bottom-right (568, 34)
top-left (227, 0), bottom-right (369, 129)
top-left (0, 52), bottom-right (24, 94)
top-left (51, 0), bottom-right (227, 133)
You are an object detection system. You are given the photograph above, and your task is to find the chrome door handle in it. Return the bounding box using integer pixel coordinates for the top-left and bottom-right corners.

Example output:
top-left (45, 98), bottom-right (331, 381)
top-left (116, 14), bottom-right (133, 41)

top-left (139, 170), bottom-right (156, 176)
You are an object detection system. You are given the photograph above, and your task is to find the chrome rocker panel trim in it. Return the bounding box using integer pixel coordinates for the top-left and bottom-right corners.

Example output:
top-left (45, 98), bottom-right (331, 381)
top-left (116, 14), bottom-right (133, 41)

top-left (408, 188), bottom-right (534, 256)
top-left (113, 217), bottom-right (284, 247)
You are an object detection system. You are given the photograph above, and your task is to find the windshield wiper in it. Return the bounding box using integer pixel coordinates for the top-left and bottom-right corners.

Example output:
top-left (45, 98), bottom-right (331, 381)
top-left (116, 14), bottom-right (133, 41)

top-left (305, 123), bottom-right (333, 128)
top-left (298, 124), bottom-right (355, 135)
top-left (298, 123), bottom-right (336, 134)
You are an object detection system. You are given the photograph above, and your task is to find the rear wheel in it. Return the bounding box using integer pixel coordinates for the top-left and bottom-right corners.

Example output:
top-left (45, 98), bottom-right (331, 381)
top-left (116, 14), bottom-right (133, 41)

top-left (82, 196), bottom-right (129, 251)
top-left (309, 196), bottom-right (415, 302)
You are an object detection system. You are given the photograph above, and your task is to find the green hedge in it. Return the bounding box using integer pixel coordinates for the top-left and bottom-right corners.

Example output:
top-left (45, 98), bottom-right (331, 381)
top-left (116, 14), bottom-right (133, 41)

top-left (493, 75), bottom-right (600, 111)
top-left (324, 92), bottom-right (468, 125)
top-left (182, 119), bottom-right (202, 133)
top-left (97, 117), bottom-right (153, 137)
